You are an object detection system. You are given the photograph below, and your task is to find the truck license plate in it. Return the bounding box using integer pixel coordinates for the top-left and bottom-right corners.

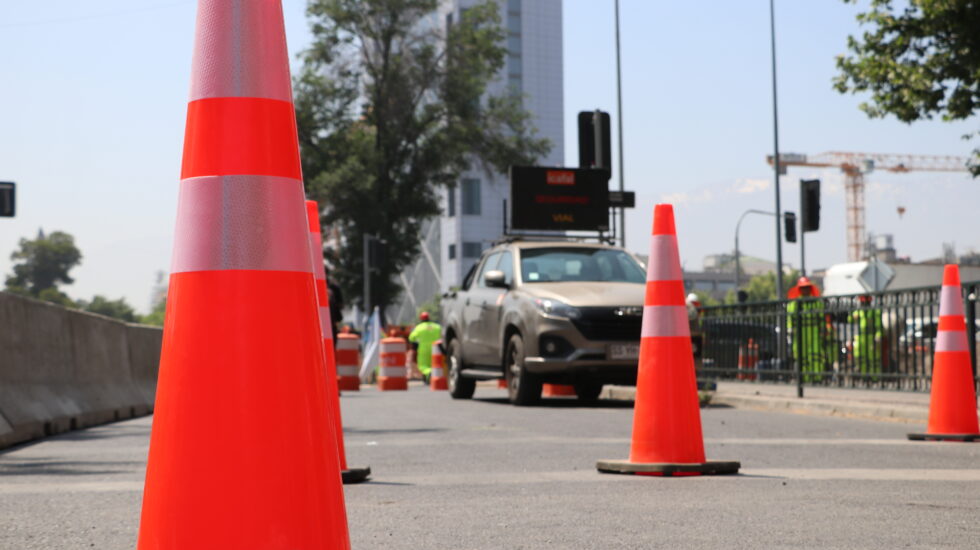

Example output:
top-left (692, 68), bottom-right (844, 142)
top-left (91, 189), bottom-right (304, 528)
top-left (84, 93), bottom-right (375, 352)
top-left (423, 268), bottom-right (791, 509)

top-left (609, 343), bottom-right (640, 360)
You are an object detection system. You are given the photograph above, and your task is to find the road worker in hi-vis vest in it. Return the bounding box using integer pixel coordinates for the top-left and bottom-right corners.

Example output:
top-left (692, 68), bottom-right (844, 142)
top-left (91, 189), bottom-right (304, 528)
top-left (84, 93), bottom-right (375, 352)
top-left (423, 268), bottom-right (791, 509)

top-left (787, 277), bottom-right (829, 382)
top-left (408, 312), bottom-right (442, 382)
top-left (850, 294), bottom-right (883, 380)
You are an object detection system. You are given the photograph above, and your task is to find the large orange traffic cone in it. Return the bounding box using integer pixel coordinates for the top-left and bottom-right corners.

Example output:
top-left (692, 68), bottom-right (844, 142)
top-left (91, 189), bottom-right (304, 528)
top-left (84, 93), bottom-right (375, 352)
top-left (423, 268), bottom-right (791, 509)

top-left (307, 201), bottom-right (372, 482)
top-left (597, 204), bottom-right (739, 476)
top-left (908, 265), bottom-right (980, 442)
top-left (136, 2), bottom-right (351, 548)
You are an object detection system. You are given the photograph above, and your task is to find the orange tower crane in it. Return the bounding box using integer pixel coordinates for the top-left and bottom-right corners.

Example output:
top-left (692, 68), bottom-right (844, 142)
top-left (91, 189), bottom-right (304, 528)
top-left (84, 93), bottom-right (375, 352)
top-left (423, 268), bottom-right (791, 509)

top-left (767, 152), bottom-right (970, 262)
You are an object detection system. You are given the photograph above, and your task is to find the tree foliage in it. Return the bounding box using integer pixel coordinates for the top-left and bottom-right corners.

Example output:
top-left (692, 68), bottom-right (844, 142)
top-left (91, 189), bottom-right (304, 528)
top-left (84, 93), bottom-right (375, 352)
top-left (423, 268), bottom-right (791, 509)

top-left (727, 270), bottom-right (802, 303)
top-left (5, 230), bottom-right (82, 301)
top-left (140, 295), bottom-right (167, 326)
top-left (296, 0), bottom-right (551, 314)
top-left (78, 295), bottom-right (138, 323)
top-left (834, 0), bottom-right (980, 174)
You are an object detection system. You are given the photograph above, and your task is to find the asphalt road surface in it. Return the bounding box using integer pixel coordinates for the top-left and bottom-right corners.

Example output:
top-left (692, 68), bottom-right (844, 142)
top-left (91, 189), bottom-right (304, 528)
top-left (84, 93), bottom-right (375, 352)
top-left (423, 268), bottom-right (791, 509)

top-left (2, 382), bottom-right (979, 549)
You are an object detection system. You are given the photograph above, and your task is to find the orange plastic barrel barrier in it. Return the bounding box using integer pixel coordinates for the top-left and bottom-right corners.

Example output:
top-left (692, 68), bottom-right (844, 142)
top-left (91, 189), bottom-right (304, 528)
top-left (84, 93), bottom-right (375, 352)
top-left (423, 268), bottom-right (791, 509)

top-left (379, 337), bottom-right (408, 391)
top-left (336, 331), bottom-right (361, 391)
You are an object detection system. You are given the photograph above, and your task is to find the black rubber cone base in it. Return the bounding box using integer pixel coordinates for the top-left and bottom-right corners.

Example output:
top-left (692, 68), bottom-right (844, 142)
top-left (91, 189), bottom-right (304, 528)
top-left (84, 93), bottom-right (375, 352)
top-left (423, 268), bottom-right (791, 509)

top-left (907, 433), bottom-right (980, 442)
top-left (596, 459), bottom-right (740, 476)
top-left (342, 467), bottom-right (371, 484)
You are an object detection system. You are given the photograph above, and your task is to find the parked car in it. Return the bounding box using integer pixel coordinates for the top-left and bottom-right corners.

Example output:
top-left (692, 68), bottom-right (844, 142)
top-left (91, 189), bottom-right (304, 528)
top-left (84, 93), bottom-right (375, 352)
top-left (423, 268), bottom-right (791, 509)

top-left (440, 239), bottom-right (646, 405)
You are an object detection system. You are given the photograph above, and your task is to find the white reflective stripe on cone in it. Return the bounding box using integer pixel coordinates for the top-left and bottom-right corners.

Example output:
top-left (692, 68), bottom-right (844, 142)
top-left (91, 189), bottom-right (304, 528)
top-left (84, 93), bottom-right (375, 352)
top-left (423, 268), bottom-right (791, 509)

top-left (190, 0), bottom-right (293, 102)
top-left (172, 175), bottom-right (310, 274)
top-left (936, 330), bottom-right (969, 352)
top-left (939, 286), bottom-right (965, 317)
top-left (431, 368), bottom-right (444, 377)
top-left (645, 235), bottom-right (683, 282)
top-left (640, 305), bottom-right (691, 338)
top-left (337, 366), bottom-right (359, 376)
top-left (379, 367), bottom-right (406, 377)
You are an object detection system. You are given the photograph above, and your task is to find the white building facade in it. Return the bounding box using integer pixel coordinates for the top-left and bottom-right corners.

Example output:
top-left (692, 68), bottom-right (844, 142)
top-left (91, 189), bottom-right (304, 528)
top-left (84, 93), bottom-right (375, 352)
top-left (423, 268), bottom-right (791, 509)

top-left (438, 0), bottom-right (564, 288)
top-left (392, 0), bottom-right (564, 323)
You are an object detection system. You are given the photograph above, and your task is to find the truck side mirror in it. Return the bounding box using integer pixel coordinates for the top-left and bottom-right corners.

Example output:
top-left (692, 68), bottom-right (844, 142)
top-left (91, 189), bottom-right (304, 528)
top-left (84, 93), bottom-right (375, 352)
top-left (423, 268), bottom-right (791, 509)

top-left (484, 270), bottom-right (508, 288)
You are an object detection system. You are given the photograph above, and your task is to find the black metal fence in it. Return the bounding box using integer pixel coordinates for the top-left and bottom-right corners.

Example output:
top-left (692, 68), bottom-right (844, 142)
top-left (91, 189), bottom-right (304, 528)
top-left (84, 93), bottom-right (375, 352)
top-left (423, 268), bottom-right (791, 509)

top-left (695, 281), bottom-right (980, 393)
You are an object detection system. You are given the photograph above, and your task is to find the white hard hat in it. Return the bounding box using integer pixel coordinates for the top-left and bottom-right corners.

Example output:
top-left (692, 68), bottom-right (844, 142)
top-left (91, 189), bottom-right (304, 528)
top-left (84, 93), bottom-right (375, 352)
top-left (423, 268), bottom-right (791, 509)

top-left (686, 293), bottom-right (699, 303)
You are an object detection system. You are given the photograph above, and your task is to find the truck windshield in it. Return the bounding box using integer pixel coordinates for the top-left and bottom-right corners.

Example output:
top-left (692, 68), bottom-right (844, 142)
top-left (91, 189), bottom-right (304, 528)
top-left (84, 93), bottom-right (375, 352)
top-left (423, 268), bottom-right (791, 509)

top-left (520, 247), bottom-right (645, 283)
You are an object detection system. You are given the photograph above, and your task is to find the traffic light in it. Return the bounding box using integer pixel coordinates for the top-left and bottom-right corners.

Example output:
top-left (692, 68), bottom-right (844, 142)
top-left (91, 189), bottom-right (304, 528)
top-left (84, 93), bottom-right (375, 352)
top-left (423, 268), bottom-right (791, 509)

top-left (784, 212), bottom-right (797, 243)
top-left (0, 182), bottom-right (14, 217)
top-left (800, 179), bottom-right (820, 232)
top-left (577, 110), bottom-right (612, 174)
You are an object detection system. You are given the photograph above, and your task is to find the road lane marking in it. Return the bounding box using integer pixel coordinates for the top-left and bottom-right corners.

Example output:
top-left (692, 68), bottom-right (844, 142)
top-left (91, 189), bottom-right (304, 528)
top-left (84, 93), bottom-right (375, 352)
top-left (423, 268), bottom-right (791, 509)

top-left (0, 481), bottom-right (143, 495)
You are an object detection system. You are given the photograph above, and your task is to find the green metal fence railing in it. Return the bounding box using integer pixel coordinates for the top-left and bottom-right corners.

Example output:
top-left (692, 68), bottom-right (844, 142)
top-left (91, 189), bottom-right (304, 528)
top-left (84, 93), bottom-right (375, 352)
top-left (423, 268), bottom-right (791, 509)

top-left (695, 281), bottom-right (980, 394)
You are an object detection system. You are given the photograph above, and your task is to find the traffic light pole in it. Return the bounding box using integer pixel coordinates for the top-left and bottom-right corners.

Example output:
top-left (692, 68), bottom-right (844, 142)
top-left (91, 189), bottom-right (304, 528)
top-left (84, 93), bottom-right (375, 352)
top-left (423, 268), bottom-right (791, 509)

top-left (363, 233), bottom-right (372, 318)
top-left (614, 0), bottom-right (626, 248)
top-left (800, 225), bottom-right (806, 277)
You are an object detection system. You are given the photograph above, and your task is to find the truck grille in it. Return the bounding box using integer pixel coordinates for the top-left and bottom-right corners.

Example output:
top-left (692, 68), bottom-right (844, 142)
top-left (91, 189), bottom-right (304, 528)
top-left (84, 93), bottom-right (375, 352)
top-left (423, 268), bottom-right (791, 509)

top-left (571, 307), bottom-right (643, 341)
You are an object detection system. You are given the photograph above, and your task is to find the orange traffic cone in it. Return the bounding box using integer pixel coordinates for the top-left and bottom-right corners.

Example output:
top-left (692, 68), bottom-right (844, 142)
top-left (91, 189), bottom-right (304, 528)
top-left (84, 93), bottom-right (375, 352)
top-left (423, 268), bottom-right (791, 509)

top-left (542, 384), bottom-right (577, 397)
top-left (908, 265), bottom-right (980, 442)
top-left (497, 379), bottom-right (508, 389)
top-left (136, 2), bottom-right (351, 548)
top-left (430, 340), bottom-right (448, 391)
top-left (307, 201), bottom-right (371, 482)
top-left (597, 204), bottom-right (739, 476)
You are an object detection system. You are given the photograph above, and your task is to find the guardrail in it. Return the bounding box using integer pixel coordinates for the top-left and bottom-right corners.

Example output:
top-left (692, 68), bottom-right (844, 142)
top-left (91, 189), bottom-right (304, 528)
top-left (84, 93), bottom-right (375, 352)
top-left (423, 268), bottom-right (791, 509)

top-left (696, 281), bottom-right (979, 393)
top-left (0, 291), bottom-right (162, 449)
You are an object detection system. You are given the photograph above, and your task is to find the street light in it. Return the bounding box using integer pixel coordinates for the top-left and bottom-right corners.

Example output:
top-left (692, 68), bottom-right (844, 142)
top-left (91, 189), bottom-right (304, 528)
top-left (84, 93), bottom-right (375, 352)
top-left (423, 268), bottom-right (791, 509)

top-left (735, 209), bottom-right (776, 289)
top-left (768, 0), bottom-right (785, 300)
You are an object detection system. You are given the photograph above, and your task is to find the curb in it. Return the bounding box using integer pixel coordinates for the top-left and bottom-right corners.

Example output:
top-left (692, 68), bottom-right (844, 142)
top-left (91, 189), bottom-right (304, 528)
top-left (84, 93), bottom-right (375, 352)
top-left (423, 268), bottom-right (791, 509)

top-left (600, 385), bottom-right (930, 424)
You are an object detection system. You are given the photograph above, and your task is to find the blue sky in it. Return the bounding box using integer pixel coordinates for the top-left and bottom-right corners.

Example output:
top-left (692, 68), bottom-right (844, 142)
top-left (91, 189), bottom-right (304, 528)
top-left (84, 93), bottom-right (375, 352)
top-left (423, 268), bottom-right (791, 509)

top-left (1, 1), bottom-right (977, 311)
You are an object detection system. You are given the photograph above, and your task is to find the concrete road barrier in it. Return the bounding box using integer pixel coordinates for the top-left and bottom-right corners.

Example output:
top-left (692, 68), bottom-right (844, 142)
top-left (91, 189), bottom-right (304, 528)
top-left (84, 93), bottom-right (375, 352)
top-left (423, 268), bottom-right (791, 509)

top-left (0, 292), bottom-right (162, 449)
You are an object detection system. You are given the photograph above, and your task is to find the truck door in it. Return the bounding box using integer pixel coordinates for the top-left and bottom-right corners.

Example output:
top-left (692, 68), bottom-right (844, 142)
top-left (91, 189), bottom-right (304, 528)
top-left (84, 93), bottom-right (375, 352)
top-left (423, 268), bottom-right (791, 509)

top-left (462, 252), bottom-right (500, 365)
top-left (479, 250), bottom-right (512, 363)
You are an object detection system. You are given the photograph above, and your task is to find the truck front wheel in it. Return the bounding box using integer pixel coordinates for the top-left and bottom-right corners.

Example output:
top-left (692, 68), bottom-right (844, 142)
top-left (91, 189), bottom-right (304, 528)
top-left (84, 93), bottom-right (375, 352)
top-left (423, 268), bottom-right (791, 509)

top-left (505, 334), bottom-right (541, 406)
top-left (447, 339), bottom-right (476, 399)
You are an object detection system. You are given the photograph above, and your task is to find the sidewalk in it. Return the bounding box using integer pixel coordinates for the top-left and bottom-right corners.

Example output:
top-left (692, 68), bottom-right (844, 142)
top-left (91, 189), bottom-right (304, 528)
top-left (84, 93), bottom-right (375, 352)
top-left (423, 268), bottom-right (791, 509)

top-left (601, 382), bottom-right (979, 425)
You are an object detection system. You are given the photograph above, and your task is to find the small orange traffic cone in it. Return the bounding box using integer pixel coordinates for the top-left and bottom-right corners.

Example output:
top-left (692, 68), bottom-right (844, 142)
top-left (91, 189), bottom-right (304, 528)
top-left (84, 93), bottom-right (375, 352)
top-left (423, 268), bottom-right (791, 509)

top-left (430, 340), bottom-right (448, 391)
top-left (307, 201), bottom-right (371, 482)
top-left (908, 265), bottom-right (980, 442)
top-left (497, 379), bottom-right (508, 389)
top-left (542, 384), bottom-right (577, 397)
top-left (137, 2), bottom-right (351, 548)
top-left (597, 204), bottom-right (739, 476)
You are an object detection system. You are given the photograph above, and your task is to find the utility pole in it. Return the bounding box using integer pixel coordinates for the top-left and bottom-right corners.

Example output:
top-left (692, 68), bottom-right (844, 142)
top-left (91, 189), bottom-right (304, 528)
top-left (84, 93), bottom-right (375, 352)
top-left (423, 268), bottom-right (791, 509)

top-left (614, 0), bottom-right (626, 248)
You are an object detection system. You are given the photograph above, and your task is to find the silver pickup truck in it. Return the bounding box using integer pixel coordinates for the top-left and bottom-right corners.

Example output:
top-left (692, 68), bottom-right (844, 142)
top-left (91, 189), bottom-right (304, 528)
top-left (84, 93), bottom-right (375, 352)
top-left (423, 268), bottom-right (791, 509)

top-left (440, 239), bottom-right (646, 405)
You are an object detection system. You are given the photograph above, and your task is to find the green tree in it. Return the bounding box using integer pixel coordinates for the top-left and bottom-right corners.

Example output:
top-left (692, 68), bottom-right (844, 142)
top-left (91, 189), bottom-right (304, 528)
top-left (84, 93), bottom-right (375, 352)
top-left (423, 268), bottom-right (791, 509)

top-left (140, 295), bottom-right (167, 327)
top-left (834, 0), bottom-right (980, 174)
top-left (734, 270), bottom-right (802, 303)
top-left (5, 229), bottom-right (82, 302)
top-left (296, 0), bottom-right (550, 315)
top-left (77, 295), bottom-right (138, 323)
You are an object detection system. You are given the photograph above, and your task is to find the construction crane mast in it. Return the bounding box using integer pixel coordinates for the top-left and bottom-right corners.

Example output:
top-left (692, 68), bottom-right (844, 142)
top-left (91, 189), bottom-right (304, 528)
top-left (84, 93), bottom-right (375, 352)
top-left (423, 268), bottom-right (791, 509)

top-left (767, 152), bottom-right (970, 262)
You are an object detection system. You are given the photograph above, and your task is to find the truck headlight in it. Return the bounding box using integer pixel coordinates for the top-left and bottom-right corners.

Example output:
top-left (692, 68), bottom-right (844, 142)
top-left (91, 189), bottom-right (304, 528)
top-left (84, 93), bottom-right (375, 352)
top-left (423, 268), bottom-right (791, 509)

top-left (534, 298), bottom-right (581, 320)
